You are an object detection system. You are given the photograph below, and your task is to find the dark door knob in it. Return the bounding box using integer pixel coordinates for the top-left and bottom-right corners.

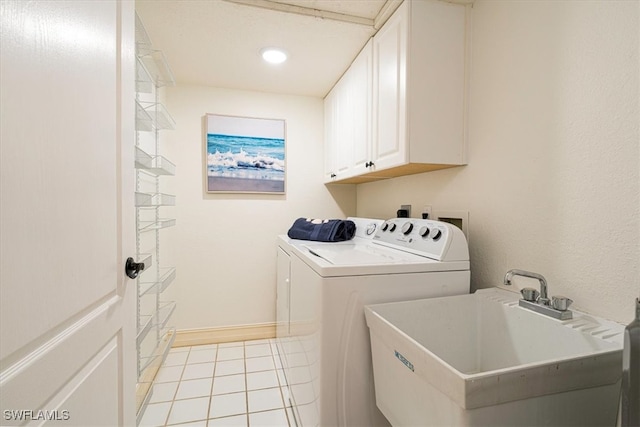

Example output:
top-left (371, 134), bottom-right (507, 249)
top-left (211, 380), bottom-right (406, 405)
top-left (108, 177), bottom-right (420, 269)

top-left (125, 257), bottom-right (145, 279)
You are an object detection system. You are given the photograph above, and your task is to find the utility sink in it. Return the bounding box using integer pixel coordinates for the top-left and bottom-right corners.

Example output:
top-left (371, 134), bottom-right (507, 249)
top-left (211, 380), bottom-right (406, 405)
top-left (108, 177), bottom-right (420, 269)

top-left (364, 288), bottom-right (624, 426)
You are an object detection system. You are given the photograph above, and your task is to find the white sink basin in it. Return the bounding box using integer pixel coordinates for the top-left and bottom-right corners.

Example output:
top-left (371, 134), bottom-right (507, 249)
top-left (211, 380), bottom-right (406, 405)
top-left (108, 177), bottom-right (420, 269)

top-left (365, 288), bottom-right (624, 426)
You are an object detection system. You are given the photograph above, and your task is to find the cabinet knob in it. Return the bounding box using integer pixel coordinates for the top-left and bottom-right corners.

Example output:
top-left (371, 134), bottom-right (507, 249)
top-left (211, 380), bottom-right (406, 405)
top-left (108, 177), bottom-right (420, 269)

top-left (330, 173), bottom-right (336, 178)
top-left (125, 257), bottom-right (145, 279)
top-left (366, 161), bottom-right (375, 168)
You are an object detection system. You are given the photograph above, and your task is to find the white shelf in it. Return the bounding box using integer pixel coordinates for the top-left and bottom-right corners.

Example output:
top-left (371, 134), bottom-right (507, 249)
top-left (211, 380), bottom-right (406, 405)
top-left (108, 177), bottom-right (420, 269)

top-left (136, 302), bottom-right (176, 347)
top-left (139, 267), bottom-right (176, 297)
top-left (135, 13), bottom-right (154, 57)
top-left (157, 301), bottom-right (176, 331)
top-left (135, 11), bottom-right (177, 417)
top-left (137, 314), bottom-right (153, 347)
top-left (135, 147), bottom-right (176, 176)
top-left (136, 57), bottom-right (153, 94)
top-left (137, 101), bottom-right (176, 131)
top-left (138, 219), bottom-right (176, 232)
top-left (134, 15), bottom-right (175, 86)
top-left (135, 100), bottom-right (153, 132)
top-left (135, 192), bottom-right (176, 207)
top-left (139, 50), bottom-right (175, 88)
top-left (137, 253), bottom-right (153, 273)
top-left (148, 102), bottom-right (176, 130)
top-left (138, 327), bottom-right (176, 375)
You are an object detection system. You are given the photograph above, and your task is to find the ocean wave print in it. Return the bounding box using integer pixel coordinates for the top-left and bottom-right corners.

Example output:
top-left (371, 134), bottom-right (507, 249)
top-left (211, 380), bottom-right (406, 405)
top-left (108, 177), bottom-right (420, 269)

top-left (207, 133), bottom-right (285, 181)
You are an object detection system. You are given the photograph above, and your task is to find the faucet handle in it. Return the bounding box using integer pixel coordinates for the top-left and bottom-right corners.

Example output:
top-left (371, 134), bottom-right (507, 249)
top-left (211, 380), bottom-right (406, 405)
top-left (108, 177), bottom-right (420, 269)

top-left (520, 287), bottom-right (539, 302)
top-left (551, 295), bottom-right (573, 311)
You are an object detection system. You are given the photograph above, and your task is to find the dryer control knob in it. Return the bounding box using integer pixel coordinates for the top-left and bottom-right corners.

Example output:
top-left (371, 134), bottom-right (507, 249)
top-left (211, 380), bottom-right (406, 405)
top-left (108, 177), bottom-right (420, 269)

top-left (402, 222), bottom-right (413, 235)
top-left (381, 222), bottom-right (389, 231)
top-left (431, 229), bottom-right (442, 241)
top-left (389, 223), bottom-right (397, 232)
top-left (419, 226), bottom-right (430, 237)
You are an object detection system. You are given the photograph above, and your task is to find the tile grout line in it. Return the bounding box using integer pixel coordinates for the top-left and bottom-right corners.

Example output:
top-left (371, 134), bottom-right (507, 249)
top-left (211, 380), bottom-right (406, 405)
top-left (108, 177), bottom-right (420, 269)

top-left (162, 346), bottom-right (189, 427)
top-left (205, 343), bottom-right (217, 427)
top-left (168, 345), bottom-right (215, 427)
top-left (244, 341), bottom-right (250, 427)
top-left (271, 338), bottom-right (292, 427)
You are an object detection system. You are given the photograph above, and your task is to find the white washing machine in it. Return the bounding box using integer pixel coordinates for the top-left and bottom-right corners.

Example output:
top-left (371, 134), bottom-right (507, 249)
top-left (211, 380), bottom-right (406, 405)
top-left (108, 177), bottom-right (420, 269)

top-left (276, 217), bottom-right (470, 427)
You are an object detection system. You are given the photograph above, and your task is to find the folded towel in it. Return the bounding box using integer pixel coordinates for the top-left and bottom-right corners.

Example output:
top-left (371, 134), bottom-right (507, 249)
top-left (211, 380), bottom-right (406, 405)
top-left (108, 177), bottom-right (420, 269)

top-left (287, 218), bottom-right (356, 242)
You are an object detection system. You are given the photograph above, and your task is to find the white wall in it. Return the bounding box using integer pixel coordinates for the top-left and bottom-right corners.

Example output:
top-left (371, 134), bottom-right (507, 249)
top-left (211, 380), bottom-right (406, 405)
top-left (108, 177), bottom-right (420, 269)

top-left (357, 0), bottom-right (640, 323)
top-left (162, 85), bottom-right (355, 330)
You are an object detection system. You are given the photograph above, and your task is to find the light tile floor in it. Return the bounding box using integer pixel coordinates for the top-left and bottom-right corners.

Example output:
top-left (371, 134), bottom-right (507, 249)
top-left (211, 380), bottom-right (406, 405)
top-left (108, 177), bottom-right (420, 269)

top-left (139, 339), bottom-right (294, 427)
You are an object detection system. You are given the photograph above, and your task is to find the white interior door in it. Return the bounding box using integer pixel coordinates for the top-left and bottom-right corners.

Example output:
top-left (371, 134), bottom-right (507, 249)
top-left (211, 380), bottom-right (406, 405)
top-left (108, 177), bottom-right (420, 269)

top-left (0, 1), bottom-right (136, 425)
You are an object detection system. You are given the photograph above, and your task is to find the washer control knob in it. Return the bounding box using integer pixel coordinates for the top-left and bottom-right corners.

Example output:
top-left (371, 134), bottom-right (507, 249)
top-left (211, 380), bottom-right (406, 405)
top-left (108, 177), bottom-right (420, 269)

top-left (366, 223), bottom-right (378, 236)
top-left (431, 229), bottom-right (442, 241)
top-left (381, 222), bottom-right (389, 231)
top-left (401, 222), bottom-right (413, 235)
top-left (419, 226), bottom-right (430, 237)
top-left (388, 223), bottom-right (397, 232)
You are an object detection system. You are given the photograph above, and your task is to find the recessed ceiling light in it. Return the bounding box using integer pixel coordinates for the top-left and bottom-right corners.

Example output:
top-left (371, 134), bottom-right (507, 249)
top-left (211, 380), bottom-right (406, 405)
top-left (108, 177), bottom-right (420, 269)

top-left (261, 48), bottom-right (287, 64)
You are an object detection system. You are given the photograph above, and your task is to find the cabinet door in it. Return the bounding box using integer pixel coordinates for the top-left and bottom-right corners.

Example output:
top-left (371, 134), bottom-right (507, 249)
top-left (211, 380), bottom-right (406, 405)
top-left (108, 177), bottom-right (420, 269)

top-left (372, 1), bottom-right (408, 170)
top-left (350, 39), bottom-right (373, 177)
top-left (323, 88), bottom-right (338, 181)
top-left (324, 80), bottom-right (352, 181)
top-left (324, 41), bottom-right (373, 182)
top-left (333, 76), bottom-right (353, 178)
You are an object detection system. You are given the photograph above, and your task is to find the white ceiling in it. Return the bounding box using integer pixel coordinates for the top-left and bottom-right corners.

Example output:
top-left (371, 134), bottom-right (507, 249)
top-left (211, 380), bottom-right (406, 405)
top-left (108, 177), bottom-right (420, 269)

top-left (135, 0), bottom-right (396, 98)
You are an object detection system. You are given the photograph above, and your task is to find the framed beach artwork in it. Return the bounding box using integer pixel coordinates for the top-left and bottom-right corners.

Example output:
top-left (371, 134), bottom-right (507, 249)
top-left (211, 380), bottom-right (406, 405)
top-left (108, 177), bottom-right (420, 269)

top-left (205, 114), bottom-right (286, 194)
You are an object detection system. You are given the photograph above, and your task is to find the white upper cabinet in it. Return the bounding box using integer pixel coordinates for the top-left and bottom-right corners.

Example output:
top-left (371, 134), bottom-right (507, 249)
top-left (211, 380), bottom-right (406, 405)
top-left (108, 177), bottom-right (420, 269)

top-left (324, 0), bottom-right (469, 184)
top-left (372, 3), bottom-right (407, 172)
top-left (350, 38), bottom-right (374, 178)
top-left (324, 39), bottom-right (374, 183)
top-left (324, 39), bottom-right (373, 182)
top-left (324, 75), bottom-right (353, 180)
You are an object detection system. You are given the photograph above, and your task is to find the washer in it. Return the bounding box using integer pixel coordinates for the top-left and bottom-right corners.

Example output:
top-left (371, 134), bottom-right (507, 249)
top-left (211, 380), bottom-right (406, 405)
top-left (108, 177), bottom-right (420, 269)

top-left (276, 217), bottom-right (470, 427)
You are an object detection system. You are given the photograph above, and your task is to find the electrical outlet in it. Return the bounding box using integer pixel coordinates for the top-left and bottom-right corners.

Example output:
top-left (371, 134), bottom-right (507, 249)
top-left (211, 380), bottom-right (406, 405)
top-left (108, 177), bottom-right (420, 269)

top-left (400, 204), bottom-right (412, 218)
top-left (422, 205), bottom-right (432, 219)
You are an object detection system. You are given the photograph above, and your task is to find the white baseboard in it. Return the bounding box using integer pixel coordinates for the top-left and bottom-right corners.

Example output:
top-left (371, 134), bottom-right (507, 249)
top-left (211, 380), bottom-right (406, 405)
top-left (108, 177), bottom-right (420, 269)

top-left (172, 322), bottom-right (276, 348)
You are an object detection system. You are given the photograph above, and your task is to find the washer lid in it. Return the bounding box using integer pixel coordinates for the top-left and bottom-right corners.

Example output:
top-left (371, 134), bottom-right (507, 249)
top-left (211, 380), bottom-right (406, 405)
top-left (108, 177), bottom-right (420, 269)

top-left (303, 243), bottom-right (434, 266)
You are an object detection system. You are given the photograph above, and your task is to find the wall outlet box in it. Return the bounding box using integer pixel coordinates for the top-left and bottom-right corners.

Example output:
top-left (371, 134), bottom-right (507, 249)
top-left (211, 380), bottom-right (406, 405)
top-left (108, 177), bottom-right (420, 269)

top-left (434, 210), bottom-right (469, 239)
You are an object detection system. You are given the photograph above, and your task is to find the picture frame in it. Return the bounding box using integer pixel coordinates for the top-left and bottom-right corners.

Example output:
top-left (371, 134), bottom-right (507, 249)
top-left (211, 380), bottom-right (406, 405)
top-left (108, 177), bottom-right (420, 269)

top-left (204, 113), bottom-right (286, 194)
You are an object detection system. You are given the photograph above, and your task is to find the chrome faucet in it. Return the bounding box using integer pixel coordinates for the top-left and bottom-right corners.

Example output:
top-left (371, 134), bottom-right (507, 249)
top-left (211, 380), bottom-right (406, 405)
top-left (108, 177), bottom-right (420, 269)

top-left (504, 269), bottom-right (549, 305)
top-left (504, 269), bottom-right (573, 320)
